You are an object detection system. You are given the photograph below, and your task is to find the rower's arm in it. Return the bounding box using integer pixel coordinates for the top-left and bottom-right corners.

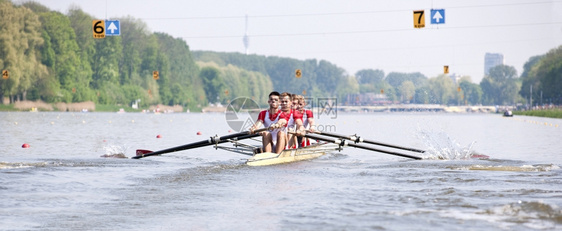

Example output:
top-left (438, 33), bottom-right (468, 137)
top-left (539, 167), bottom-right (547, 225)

top-left (271, 119), bottom-right (287, 129)
top-left (308, 117), bottom-right (316, 132)
top-left (295, 119), bottom-right (306, 136)
top-left (249, 120), bottom-right (264, 133)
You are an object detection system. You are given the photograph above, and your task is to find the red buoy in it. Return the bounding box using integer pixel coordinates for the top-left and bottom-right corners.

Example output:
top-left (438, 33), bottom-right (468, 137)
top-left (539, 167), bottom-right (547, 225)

top-left (197, 131), bottom-right (202, 135)
top-left (22, 143), bottom-right (30, 148)
top-left (156, 134), bottom-right (162, 138)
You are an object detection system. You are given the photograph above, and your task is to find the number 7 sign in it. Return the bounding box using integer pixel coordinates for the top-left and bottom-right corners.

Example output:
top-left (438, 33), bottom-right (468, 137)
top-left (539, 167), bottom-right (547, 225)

top-left (413, 10), bottom-right (425, 28)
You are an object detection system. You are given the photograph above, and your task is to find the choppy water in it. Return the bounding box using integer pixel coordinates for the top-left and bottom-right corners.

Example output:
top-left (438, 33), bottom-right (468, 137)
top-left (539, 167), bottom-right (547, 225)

top-left (1, 112), bottom-right (561, 230)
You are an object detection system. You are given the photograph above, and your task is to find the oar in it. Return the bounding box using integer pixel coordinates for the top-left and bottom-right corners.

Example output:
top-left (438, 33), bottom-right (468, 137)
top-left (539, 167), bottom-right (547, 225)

top-left (305, 133), bottom-right (422, 160)
top-left (132, 128), bottom-right (267, 159)
top-left (313, 131), bottom-right (425, 153)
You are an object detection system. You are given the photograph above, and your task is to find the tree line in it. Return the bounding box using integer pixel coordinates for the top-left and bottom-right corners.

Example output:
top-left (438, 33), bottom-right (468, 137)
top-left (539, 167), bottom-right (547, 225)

top-left (0, 1), bottom-right (272, 110)
top-left (1, 0), bottom-right (560, 110)
top-left (194, 46), bottom-right (561, 107)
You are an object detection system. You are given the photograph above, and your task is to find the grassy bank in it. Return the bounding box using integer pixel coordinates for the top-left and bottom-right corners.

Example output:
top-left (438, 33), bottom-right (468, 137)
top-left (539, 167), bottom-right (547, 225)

top-left (513, 109), bottom-right (562, 119)
top-left (0, 104), bottom-right (15, 111)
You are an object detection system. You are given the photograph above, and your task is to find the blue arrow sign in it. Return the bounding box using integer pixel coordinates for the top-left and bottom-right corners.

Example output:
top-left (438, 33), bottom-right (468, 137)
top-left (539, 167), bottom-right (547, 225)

top-left (430, 9), bottom-right (445, 24)
top-left (105, 20), bottom-right (120, 36)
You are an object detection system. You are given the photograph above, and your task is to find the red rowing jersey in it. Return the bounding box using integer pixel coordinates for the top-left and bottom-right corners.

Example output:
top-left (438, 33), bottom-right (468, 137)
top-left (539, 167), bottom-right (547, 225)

top-left (293, 109), bottom-right (313, 128)
top-left (277, 109), bottom-right (294, 127)
top-left (257, 109), bottom-right (281, 127)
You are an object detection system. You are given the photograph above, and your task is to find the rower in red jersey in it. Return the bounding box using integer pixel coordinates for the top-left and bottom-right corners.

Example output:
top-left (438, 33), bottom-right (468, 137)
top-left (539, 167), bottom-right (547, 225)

top-left (293, 95), bottom-right (315, 147)
top-left (249, 91), bottom-right (281, 153)
top-left (269, 92), bottom-right (303, 153)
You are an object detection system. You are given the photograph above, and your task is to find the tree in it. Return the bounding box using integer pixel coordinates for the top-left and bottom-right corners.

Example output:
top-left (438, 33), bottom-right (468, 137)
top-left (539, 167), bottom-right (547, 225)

top-left (427, 75), bottom-right (455, 105)
top-left (480, 65), bottom-right (519, 105)
top-left (521, 46), bottom-right (562, 105)
top-left (459, 80), bottom-right (482, 105)
top-left (0, 1), bottom-right (47, 102)
top-left (356, 69), bottom-right (384, 84)
top-left (199, 66), bottom-right (225, 104)
top-left (398, 81), bottom-right (415, 103)
top-left (37, 11), bottom-right (94, 102)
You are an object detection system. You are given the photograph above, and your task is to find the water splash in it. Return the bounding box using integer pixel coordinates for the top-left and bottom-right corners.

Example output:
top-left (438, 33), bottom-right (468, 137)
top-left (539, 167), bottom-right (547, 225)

top-left (100, 144), bottom-right (128, 158)
top-left (417, 129), bottom-right (476, 160)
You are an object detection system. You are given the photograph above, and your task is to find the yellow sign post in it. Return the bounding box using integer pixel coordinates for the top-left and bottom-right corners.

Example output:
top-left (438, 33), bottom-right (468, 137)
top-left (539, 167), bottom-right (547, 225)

top-left (2, 70), bottom-right (8, 79)
top-left (413, 10), bottom-right (425, 28)
top-left (153, 71), bottom-right (159, 80)
top-left (295, 69), bottom-right (302, 78)
top-left (444, 65), bottom-right (449, 74)
top-left (92, 20), bottom-right (105, 39)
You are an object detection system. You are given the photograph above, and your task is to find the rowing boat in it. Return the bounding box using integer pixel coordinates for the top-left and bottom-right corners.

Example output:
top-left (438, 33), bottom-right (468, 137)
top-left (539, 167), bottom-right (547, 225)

top-left (246, 143), bottom-right (339, 166)
top-left (133, 128), bottom-right (424, 164)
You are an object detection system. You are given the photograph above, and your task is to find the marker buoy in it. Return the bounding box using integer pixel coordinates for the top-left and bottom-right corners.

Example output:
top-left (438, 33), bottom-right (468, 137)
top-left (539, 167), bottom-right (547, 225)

top-left (156, 134), bottom-right (162, 138)
top-left (197, 131), bottom-right (202, 135)
top-left (22, 143), bottom-right (30, 148)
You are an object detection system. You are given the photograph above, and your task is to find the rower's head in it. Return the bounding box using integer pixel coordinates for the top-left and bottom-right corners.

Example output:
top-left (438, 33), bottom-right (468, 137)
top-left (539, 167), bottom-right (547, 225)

top-left (296, 95), bottom-right (306, 111)
top-left (280, 92), bottom-right (292, 111)
top-left (268, 91), bottom-right (280, 109)
top-left (291, 94), bottom-right (299, 109)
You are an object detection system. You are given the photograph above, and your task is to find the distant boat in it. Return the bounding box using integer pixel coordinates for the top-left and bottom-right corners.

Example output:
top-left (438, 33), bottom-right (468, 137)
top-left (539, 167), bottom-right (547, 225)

top-left (503, 110), bottom-right (513, 117)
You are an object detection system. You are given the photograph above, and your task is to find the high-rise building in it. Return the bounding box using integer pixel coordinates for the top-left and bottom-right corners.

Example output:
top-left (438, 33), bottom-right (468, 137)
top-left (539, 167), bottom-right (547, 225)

top-left (484, 53), bottom-right (504, 75)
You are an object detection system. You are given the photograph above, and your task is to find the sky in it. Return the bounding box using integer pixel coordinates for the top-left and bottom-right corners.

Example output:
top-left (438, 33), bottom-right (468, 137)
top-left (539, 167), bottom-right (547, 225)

top-left (26, 0), bottom-right (562, 83)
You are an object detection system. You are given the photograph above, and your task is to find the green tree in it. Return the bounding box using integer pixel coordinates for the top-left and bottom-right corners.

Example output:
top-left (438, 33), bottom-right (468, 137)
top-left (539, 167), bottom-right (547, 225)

top-left (356, 69), bottom-right (384, 84)
top-left (37, 11), bottom-right (94, 102)
top-left (398, 81), bottom-right (415, 103)
top-left (480, 65), bottom-right (519, 105)
top-left (459, 80), bottom-right (482, 105)
top-left (521, 46), bottom-right (562, 105)
top-left (200, 66), bottom-right (226, 104)
top-left (155, 32), bottom-right (204, 107)
top-left (92, 36), bottom-right (123, 104)
top-left (428, 74), bottom-right (455, 105)
top-left (0, 1), bottom-right (47, 102)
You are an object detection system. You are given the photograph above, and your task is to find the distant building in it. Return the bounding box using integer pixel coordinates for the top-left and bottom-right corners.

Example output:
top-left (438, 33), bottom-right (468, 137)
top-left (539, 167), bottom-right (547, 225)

top-left (484, 53), bottom-right (504, 75)
top-left (346, 93), bottom-right (391, 106)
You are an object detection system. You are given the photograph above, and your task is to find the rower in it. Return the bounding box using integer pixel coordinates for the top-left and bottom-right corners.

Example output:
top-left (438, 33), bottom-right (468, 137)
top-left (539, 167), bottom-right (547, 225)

top-left (293, 95), bottom-right (315, 147)
top-left (271, 92), bottom-right (302, 153)
top-left (249, 91), bottom-right (281, 153)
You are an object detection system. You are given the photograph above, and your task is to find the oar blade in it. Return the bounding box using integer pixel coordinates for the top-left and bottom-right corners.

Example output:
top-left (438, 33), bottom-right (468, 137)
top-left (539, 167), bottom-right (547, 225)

top-left (136, 149), bottom-right (153, 156)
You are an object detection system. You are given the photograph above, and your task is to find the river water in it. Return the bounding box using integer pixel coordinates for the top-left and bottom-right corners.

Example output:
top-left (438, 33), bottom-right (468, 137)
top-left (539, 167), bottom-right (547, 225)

top-left (1, 111), bottom-right (561, 230)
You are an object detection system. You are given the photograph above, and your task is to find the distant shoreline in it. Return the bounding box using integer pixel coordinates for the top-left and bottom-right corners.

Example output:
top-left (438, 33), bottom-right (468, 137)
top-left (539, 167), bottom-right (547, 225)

top-left (513, 109), bottom-right (562, 119)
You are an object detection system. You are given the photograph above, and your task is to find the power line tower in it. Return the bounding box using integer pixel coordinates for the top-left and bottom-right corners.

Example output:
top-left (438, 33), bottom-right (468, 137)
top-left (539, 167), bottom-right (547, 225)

top-left (243, 14), bottom-right (249, 55)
